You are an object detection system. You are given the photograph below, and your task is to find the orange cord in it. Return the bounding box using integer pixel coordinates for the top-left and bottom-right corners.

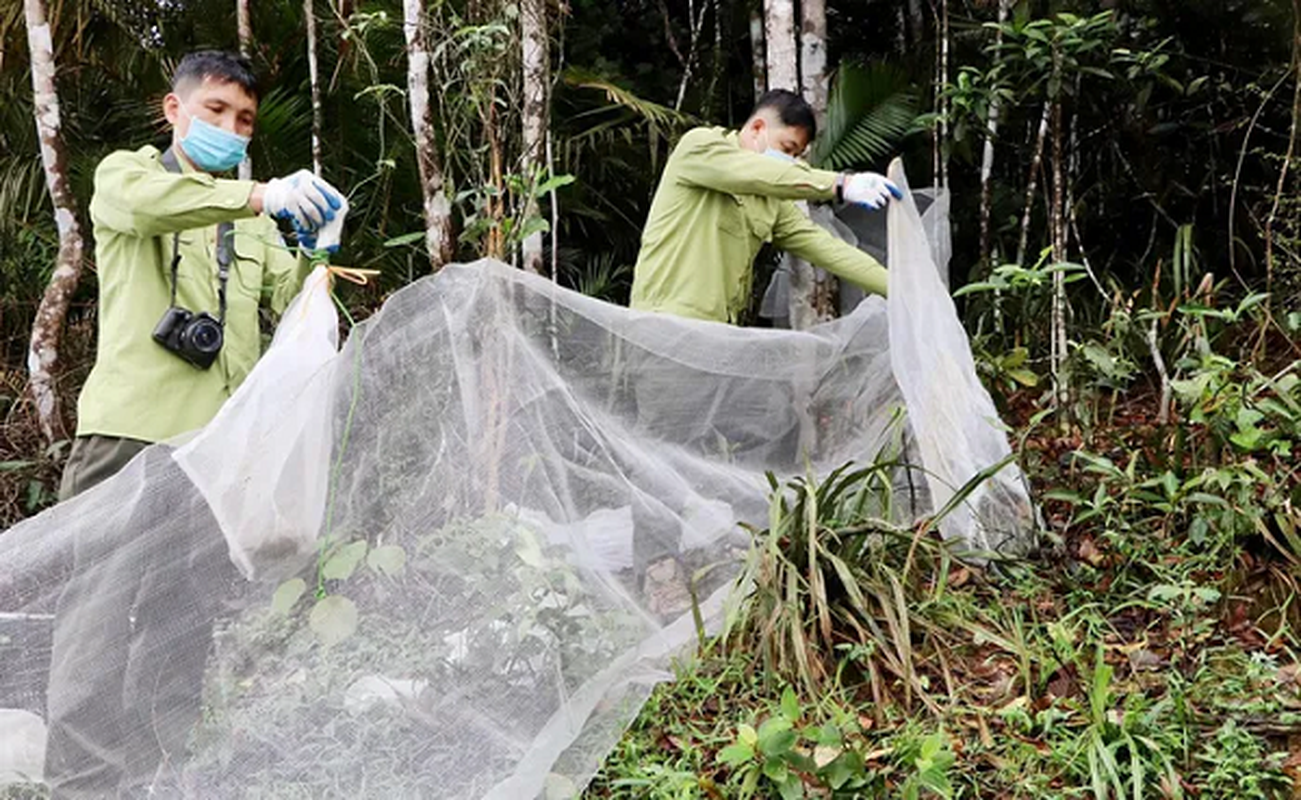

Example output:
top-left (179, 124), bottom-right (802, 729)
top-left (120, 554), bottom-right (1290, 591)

top-left (326, 266), bottom-right (382, 286)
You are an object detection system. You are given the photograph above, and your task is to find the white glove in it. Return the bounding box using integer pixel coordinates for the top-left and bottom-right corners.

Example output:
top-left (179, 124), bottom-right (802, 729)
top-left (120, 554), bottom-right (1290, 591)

top-left (309, 195), bottom-right (349, 253)
top-left (843, 172), bottom-right (903, 210)
top-left (263, 170), bottom-right (344, 232)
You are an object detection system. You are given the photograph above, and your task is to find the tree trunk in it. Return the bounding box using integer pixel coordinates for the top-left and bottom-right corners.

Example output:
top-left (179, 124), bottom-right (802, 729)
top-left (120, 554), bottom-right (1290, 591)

top-left (799, 0), bottom-right (827, 130)
top-left (1050, 55), bottom-right (1069, 410)
top-left (705, 0), bottom-right (724, 118)
top-left (24, 0), bottom-right (85, 444)
top-left (935, 0), bottom-right (949, 188)
top-left (404, 0), bottom-right (454, 270)
top-left (521, 0), bottom-right (548, 274)
top-left (793, 0), bottom-right (836, 326)
top-left (1015, 102), bottom-right (1051, 267)
top-left (749, 6), bottom-right (766, 100)
top-left (672, 0), bottom-right (711, 111)
top-left (486, 93), bottom-right (505, 260)
top-left (305, 0), bottom-right (323, 176)
top-left (978, 0), bottom-right (1011, 266)
top-left (763, 0), bottom-right (797, 90)
top-left (236, 0), bottom-right (253, 179)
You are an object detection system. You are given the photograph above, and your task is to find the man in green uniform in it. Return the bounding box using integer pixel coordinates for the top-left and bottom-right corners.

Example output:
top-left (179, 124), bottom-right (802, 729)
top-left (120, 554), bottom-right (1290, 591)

top-left (44, 50), bottom-right (347, 798)
top-left (631, 89), bottom-right (898, 323)
top-left (628, 90), bottom-right (899, 616)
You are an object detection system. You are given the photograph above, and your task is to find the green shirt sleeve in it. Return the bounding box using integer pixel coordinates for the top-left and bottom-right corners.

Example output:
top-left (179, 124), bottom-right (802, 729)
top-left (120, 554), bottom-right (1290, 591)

top-left (772, 200), bottom-right (889, 298)
top-left (90, 149), bottom-right (258, 239)
top-left (673, 128), bottom-right (841, 202)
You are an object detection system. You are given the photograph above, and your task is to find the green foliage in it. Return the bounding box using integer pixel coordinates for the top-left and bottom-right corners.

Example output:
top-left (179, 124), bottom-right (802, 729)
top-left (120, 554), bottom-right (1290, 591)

top-left (811, 62), bottom-right (923, 172)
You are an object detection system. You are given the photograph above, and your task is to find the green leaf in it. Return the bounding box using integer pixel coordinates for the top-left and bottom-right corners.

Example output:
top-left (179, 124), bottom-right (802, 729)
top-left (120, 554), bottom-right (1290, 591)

top-left (309, 595), bottom-right (359, 646)
top-left (1006, 368), bottom-right (1040, 387)
top-left (0, 460), bottom-right (34, 472)
top-left (383, 231), bottom-right (427, 248)
top-left (717, 742), bottom-right (756, 767)
top-left (1230, 429), bottom-right (1263, 451)
top-left (1147, 584), bottom-right (1183, 603)
top-left (822, 751), bottom-right (864, 789)
top-left (1002, 347), bottom-right (1029, 369)
top-left (758, 718), bottom-right (797, 758)
top-left (271, 578), bottom-right (307, 615)
top-left (322, 541), bottom-right (369, 581)
top-left (738, 723), bottom-right (759, 747)
top-left (813, 722), bottom-right (843, 748)
top-left (762, 757), bottom-right (789, 784)
top-left (534, 173), bottom-right (576, 196)
top-left (1236, 407), bottom-right (1266, 430)
top-left (812, 63), bottom-right (920, 171)
top-left (776, 770), bottom-right (805, 800)
top-left (367, 544), bottom-right (407, 576)
top-left (1043, 489), bottom-right (1085, 503)
top-left (780, 686), bottom-right (801, 723)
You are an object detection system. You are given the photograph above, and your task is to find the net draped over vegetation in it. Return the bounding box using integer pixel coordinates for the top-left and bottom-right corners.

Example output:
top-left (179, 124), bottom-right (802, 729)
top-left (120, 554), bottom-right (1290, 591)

top-left (0, 167), bottom-right (1030, 797)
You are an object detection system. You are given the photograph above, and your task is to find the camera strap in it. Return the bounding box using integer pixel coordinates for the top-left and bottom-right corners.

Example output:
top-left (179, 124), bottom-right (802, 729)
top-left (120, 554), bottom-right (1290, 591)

top-left (161, 147), bottom-right (233, 324)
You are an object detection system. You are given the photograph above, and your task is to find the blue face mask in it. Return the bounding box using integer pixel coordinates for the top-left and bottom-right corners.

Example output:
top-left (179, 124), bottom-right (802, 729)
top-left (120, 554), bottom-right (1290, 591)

top-left (764, 148), bottom-right (797, 163)
top-left (178, 106), bottom-right (249, 173)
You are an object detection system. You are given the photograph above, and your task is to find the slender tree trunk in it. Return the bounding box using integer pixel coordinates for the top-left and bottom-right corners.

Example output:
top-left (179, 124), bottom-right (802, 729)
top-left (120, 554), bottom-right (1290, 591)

top-left (404, 0), bottom-right (454, 270)
top-left (794, 0), bottom-right (837, 325)
top-left (486, 93), bottom-right (505, 260)
top-left (800, 0), bottom-right (827, 130)
top-left (547, 128), bottom-right (559, 282)
top-left (705, 0), bottom-right (724, 117)
top-left (236, 0), bottom-right (253, 180)
top-left (24, 0), bottom-right (85, 444)
top-left (764, 0), bottom-right (797, 90)
top-left (1050, 53), bottom-right (1068, 410)
top-left (749, 6), bottom-right (766, 100)
top-left (978, 0), bottom-right (1011, 266)
top-left (672, 0), bottom-right (711, 111)
top-left (1015, 102), bottom-right (1051, 267)
top-left (935, 0), bottom-right (950, 188)
top-left (305, 0), bottom-right (323, 175)
top-left (521, 0), bottom-right (549, 274)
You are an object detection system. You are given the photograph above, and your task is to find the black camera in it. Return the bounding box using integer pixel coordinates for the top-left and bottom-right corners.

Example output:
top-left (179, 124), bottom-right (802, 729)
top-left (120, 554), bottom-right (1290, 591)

top-left (153, 307), bottom-right (224, 369)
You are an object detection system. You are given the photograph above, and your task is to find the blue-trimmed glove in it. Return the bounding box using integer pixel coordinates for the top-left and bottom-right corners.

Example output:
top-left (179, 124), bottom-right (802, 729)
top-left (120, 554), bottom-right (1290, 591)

top-left (263, 170), bottom-right (343, 234)
top-left (307, 195), bottom-right (349, 253)
top-left (844, 172), bottom-right (903, 210)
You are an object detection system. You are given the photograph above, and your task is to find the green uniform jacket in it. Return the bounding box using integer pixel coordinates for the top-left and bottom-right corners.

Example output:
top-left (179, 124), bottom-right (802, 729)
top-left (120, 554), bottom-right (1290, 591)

top-left (76, 145), bottom-right (312, 443)
top-left (629, 127), bottom-right (889, 323)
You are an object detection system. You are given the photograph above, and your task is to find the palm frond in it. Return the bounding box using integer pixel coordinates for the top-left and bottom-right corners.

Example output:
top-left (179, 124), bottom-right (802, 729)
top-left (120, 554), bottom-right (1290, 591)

top-left (812, 62), bottom-right (921, 172)
top-left (562, 67), bottom-right (699, 131)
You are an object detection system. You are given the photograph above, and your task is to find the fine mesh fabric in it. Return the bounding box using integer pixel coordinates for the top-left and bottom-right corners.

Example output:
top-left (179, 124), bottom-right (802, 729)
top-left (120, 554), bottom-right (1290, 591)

top-left (0, 160), bottom-right (1033, 798)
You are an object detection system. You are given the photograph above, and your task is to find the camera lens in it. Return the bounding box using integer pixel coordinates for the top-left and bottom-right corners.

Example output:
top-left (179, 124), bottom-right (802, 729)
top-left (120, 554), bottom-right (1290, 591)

top-left (190, 319), bottom-right (223, 353)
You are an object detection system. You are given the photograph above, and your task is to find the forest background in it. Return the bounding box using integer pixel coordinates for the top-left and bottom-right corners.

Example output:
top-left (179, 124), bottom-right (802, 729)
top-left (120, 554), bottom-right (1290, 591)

top-left (5, 0), bottom-right (1301, 796)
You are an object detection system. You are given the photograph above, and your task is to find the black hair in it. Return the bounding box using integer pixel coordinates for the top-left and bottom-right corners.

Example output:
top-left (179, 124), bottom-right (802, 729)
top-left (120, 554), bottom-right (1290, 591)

top-left (172, 50), bottom-right (259, 101)
top-left (751, 89), bottom-right (816, 141)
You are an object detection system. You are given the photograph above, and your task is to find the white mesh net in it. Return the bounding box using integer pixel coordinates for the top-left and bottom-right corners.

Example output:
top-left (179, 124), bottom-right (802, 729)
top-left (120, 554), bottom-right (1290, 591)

top-left (0, 161), bottom-right (1032, 798)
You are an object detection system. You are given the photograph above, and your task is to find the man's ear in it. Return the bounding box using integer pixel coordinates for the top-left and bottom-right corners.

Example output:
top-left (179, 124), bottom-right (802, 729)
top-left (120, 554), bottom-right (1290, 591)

top-left (162, 92), bottom-right (182, 128)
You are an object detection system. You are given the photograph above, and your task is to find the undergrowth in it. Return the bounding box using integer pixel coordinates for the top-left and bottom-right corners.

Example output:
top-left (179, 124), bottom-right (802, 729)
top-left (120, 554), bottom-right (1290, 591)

top-left (585, 277), bottom-right (1301, 799)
